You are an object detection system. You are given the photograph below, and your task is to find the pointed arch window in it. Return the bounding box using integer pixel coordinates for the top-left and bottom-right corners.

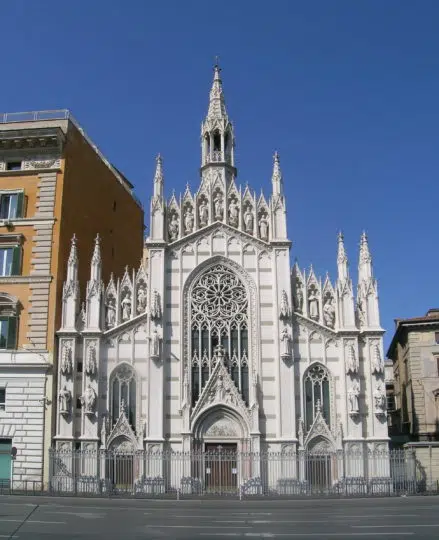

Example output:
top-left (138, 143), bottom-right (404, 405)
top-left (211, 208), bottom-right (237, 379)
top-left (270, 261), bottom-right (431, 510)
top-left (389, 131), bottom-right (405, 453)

top-left (190, 264), bottom-right (249, 406)
top-left (304, 363), bottom-right (330, 431)
top-left (110, 364), bottom-right (136, 431)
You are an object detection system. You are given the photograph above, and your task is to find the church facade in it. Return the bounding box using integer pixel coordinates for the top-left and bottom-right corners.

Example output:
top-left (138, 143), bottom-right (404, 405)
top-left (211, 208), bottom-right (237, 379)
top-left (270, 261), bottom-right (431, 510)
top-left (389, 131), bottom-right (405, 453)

top-left (53, 66), bottom-right (389, 492)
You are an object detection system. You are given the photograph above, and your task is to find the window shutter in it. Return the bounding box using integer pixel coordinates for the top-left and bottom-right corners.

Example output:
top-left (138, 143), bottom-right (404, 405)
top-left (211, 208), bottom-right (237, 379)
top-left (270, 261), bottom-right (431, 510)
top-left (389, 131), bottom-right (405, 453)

top-left (16, 192), bottom-right (24, 218)
top-left (11, 246), bottom-right (21, 275)
top-left (7, 317), bottom-right (17, 349)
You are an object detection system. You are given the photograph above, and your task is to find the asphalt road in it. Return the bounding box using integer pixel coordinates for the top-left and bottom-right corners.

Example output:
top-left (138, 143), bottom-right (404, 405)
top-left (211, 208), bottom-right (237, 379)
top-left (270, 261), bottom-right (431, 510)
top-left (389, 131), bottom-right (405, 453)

top-left (0, 495), bottom-right (438, 539)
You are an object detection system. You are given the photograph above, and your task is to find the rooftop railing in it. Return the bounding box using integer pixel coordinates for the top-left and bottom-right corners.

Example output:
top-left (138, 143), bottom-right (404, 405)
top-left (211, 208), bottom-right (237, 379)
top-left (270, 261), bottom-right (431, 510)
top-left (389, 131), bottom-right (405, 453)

top-left (0, 109), bottom-right (71, 124)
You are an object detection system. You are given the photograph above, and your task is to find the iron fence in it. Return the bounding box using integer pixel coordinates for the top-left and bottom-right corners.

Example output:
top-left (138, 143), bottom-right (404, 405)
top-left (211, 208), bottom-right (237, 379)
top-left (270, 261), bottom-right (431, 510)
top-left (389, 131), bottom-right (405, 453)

top-left (26, 448), bottom-right (436, 498)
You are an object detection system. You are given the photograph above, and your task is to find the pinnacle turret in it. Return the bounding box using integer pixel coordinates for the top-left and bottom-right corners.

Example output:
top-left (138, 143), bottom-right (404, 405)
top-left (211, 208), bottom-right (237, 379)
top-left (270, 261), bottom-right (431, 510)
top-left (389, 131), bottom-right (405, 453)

top-left (271, 151), bottom-right (283, 196)
top-left (337, 231), bottom-right (349, 281)
top-left (206, 64), bottom-right (228, 121)
top-left (67, 234), bottom-right (78, 282)
top-left (153, 154), bottom-right (164, 199)
top-left (358, 231), bottom-right (373, 281)
top-left (90, 234), bottom-right (102, 282)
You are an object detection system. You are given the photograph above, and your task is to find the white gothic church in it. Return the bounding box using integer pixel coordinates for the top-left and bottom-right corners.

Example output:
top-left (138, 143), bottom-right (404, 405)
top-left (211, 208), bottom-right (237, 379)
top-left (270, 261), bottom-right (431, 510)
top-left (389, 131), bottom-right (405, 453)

top-left (54, 66), bottom-right (389, 492)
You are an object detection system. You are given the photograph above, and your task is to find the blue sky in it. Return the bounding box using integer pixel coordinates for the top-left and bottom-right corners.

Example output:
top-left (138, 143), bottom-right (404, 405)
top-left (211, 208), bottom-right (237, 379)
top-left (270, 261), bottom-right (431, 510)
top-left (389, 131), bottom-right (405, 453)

top-left (2, 1), bottom-right (438, 349)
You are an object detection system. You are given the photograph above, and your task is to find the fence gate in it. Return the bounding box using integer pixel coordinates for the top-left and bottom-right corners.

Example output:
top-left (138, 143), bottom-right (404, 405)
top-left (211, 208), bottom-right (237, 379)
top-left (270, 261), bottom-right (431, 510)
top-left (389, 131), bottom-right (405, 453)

top-left (204, 444), bottom-right (238, 494)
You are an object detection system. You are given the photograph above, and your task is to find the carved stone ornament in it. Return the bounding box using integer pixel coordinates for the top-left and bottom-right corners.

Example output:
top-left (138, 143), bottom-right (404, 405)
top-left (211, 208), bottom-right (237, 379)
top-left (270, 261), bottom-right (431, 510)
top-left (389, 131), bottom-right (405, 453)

top-left (323, 296), bottom-right (336, 329)
top-left (294, 278), bottom-right (304, 313)
top-left (243, 205), bottom-right (254, 234)
top-left (371, 343), bottom-right (384, 374)
top-left (258, 213), bottom-right (269, 241)
top-left (80, 384), bottom-right (97, 415)
top-left (150, 329), bottom-right (160, 359)
top-left (58, 385), bottom-right (71, 415)
top-left (279, 289), bottom-right (290, 320)
top-left (199, 199), bottom-right (209, 226)
top-left (106, 296), bottom-right (116, 328)
top-left (348, 381), bottom-right (360, 415)
top-left (23, 158), bottom-right (60, 170)
top-left (184, 206), bottom-right (194, 234)
top-left (150, 289), bottom-right (161, 320)
top-left (168, 213), bottom-right (179, 241)
top-left (205, 418), bottom-right (238, 437)
top-left (357, 297), bottom-right (367, 326)
top-left (346, 344), bottom-right (359, 375)
top-left (60, 341), bottom-right (73, 376)
top-left (228, 198), bottom-right (239, 227)
top-left (85, 342), bottom-right (97, 377)
top-left (308, 287), bottom-right (319, 321)
top-left (121, 291), bottom-right (132, 321)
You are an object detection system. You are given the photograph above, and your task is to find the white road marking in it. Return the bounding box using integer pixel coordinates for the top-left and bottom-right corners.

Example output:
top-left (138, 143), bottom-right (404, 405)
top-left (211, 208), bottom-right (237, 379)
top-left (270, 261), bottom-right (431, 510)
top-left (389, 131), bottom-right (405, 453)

top-left (1, 519), bottom-right (67, 524)
top-left (145, 525), bottom-right (252, 529)
top-left (43, 511), bottom-right (105, 519)
top-left (353, 524), bottom-right (439, 528)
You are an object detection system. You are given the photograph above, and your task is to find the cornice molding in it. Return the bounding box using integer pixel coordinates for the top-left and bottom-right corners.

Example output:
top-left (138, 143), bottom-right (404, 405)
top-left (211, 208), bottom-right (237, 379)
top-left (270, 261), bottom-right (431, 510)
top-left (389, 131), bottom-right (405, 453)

top-left (0, 275), bottom-right (52, 284)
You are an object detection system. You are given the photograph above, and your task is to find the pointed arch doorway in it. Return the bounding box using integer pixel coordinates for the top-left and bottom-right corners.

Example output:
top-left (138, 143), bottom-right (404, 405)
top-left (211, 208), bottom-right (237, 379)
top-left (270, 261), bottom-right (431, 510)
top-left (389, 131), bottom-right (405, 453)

top-left (107, 438), bottom-right (136, 492)
top-left (306, 436), bottom-right (336, 494)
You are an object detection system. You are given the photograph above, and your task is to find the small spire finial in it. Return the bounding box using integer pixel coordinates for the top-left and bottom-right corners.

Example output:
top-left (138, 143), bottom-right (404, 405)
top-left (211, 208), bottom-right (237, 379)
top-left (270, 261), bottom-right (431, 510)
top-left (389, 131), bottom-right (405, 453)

top-left (68, 234), bottom-right (78, 266)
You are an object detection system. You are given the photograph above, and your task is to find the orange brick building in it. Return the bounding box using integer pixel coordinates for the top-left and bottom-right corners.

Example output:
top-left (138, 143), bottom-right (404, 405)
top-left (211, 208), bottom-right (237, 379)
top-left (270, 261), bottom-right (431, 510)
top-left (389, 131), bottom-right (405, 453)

top-left (0, 110), bottom-right (143, 485)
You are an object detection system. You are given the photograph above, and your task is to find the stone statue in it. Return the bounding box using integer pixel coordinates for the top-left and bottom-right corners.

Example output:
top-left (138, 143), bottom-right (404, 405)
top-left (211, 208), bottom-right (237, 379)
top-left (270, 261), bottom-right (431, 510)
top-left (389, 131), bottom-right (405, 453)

top-left (137, 286), bottom-right (147, 314)
top-left (150, 289), bottom-right (161, 320)
top-left (323, 297), bottom-right (336, 328)
top-left (371, 344), bottom-right (384, 374)
top-left (85, 342), bottom-right (97, 376)
top-left (295, 280), bottom-right (304, 313)
top-left (81, 384), bottom-right (97, 414)
top-left (228, 199), bottom-right (239, 226)
top-left (184, 207), bottom-right (194, 233)
top-left (199, 199), bottom-right (209, 226)
top-left (60, 342), bottom-right (72, 376)
top-left (298, 418), bottom-right (304, 446)
top-left (346, 344), bottom-right (359, 374)
top-left (357, 298), bottom-right (367, 326)
top-left (244, 206), bottom-right (254, 233)
top-left (279, 289), bottom-right (290, 320)
top-left (121, 291), bottom-right (132, 321)
top-left (280, 328), bottom-right (291, 357)
top-left (308, 289), bottom-right (319, 320)
top-left (259, 213), bottom-right (269, 240)
top-left (348, 381), bottom-right (360, 414)
top-left (374, 383), bottom-right (386, 413)
top-left (101, 416), bottom-right (107, 446)
top-left (150, 329), bottom-right (160, 357)
top-left (213, 344), bottom-right (225, 364)
top-left (106, 296), bottom-right (116, 328)
top-left (214, 194), bottom-right (223, 220)
top-left (168, 214), bottom-right (179, 240)
top-left (58, 385), bottom-right (71, 415)
top-left (215, 374), bottom-right (226, 401)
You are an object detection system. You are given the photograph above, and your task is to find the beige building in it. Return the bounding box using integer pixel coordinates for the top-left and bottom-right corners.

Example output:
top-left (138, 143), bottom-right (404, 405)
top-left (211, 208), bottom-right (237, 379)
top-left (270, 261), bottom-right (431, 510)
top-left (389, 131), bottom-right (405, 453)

top-left (0, 110), bottom-right (144, 486)
top-left (387, 309), bottom-right (439, 443)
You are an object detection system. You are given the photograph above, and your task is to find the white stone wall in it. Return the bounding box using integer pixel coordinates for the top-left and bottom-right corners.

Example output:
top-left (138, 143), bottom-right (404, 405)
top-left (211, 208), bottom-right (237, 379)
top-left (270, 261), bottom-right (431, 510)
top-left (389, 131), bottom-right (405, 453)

top-left (0, 352), bottom-right (47, 483)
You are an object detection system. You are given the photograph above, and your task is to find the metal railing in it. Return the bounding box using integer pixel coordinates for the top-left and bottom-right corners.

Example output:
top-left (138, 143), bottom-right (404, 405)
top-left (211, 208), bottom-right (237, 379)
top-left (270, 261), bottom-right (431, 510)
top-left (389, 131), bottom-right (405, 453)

top-left (0, 110), bottom-right (71, 124)
top-left (29, 448), bottom-right (438, 499)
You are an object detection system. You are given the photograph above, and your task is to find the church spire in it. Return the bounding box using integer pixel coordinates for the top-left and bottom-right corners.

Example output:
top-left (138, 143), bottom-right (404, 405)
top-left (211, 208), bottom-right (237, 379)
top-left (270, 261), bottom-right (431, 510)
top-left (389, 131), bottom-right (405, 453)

top-left (153, 154), bottom-right (164, 199)
top-left (207, 63), bottom-right (228, 121)
top-left (90, 234), bottom-right (102, 282)
top-left (271, 151), bottom-right (283, 196)
top-left (337, 231), bottom-right (349, 281)
top-left (67, 234), bottom-right (78, 283)
top-left (358, 231), bottom-right (373, 281)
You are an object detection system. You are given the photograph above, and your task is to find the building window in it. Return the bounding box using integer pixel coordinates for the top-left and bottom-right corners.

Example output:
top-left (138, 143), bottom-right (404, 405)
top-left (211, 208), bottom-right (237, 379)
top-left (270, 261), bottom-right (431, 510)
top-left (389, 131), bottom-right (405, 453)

top-left (304, 363), bottom-right (331, 431)
top-left (189, 264), bottom-right (250, 406)
top-left (110, 364), bottom-right (136, 430)
top-left (0, 192), bottom-right (24, 220)
top-left (6, 161), bottom-right (22, 171)
top-left (386, 394), bottom-right (396, 412)
top-left (0, 387), bottom-right (5, 411)
top-left (435, 332), bottom-right (439, 345)
top-left (0, 293), bottom-right (19, 350)
top-left (0, 246), bottom-right (21, 276)
top-left (437, 356), bottom-right (439, 377)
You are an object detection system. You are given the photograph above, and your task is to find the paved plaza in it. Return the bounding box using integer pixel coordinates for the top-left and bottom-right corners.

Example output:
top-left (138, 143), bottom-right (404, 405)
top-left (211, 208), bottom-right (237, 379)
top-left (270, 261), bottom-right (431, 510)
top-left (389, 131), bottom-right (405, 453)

top-left (0, 494), bottom-right (438, 539)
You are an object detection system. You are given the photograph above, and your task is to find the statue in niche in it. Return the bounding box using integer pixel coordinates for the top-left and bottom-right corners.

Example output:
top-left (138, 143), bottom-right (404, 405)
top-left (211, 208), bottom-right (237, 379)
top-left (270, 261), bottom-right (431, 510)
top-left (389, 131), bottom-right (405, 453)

top-left (184, 207), bottom-right (194, 234)
top-left (81, 384), bottom-right (97, 414)
top-left (374, 382), bottom-right (386, 414)
top-left (150, 289), bottom-right (161, 320)
top-left (168, 213), bottom-right (179, 241)
top-left (371, 343), bottom-right (384, 374)
top-left (323, 296), bottom-right (336, 328)
top-left (85, 342), bottom-right (97, 376)
top-left (244, 206), bottom-right (254, 233)
top-left (199, 199), bottom-right (208, 226)
top-left (150, 329), bottom-right (160, 357)
top-left (228, 199), bottom-right (239, 227)
top-left (213, 344), bottom-right (225, 365)
top-left (348, 381), bottom-right (360, 414)
top-left (60, 342), bottom-right (73, 376)
top-left (215, 373), bottom-right (226, 401)
top-left (298, 418), bottom-right (304, 446)
top-left (259, 213), bottom-right (269, 240)
top-left (121, 291), bottom-right (132, 321)
top-left (137, 286), bottom-right (147, 314)
top-left (58, 385), bottom-right (71, 415)
top-left (357, 298), bottom-right (367, 326)
top-left (346, 344), bottom-right (359, 374)
top-left (308, 288), bottom-right (319, 320)
top-left (101, 416), bottom-right (107, 446)
top-left (214, 194), bottom-right (223, 220)
top-left (294, 280), bottom-right (304, 313)
top-left (280, 328), bottom-right (291, 357)
top-left (279, 289), bottom-right (290, 320)
top-left (106, 296), bottom-right (116, 328)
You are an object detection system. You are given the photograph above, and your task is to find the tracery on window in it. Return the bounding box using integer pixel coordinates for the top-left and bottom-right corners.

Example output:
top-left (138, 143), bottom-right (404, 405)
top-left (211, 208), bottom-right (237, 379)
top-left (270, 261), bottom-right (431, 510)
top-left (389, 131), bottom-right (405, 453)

top-left (190, 264), bottom-right (249, 406)
top-left (110, 364), bottom-right (136, 431)
top-left (304, 363), bottom-right (330, 431)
